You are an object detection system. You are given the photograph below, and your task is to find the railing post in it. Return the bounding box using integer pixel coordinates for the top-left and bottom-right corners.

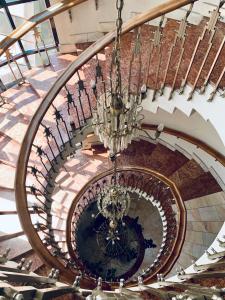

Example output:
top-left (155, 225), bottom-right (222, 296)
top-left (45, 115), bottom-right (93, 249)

top-left (5, 49), bottom-right (26, 85)
top-left (33, 27), bottom-right (51, 67)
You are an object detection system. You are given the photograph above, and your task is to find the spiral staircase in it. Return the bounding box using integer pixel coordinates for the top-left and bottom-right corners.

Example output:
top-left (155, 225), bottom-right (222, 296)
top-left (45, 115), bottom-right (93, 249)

top-left (1, 0), bottom-right (225, 298)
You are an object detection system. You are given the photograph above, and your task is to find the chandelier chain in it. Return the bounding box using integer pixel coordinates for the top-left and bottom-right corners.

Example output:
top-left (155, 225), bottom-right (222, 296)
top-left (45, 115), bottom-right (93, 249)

top-left (114, 0), bottom-right (124, 96)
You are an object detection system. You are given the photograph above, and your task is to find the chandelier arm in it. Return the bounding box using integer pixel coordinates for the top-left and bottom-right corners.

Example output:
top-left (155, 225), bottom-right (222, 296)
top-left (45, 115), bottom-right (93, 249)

top-left (92, 122), bottom-right (104, 126)
top-left (137, 127), bottom-right (158, 141)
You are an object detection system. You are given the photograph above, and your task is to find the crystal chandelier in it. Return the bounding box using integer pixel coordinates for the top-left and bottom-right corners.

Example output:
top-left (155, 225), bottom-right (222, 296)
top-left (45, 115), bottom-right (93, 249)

top-left (93, 153), bottom-right (131, 231)
top-left (92, 91), bottom-right (143, 153)
top-left (96, 184), bottom-right (130, 226)
top-left (92, 0), bottom-right (145, 154)
top-left (92, 0), bottom-right (164, 234)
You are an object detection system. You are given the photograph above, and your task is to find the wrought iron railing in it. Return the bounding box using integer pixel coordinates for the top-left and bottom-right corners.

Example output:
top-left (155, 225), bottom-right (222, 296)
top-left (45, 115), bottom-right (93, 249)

top-left (2, 247), bottom-right (225, 300)
top-left (66, 167), bottom-right (185, 285)
top-left (0, 0), bottom-right (87, 90)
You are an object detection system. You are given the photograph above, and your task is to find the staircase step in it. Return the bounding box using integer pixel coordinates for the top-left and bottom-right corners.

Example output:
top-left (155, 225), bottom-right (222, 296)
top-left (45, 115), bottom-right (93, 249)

top-left (49, 53), bottom-right (78, 74)
top-left (13, 250), bottom-right (44, 273)
top-left (0, 236), bottom-right (32, 261)
top-left (180, 172), bottom-right (221, 201)
top-left (169, 159), bottom-right (206, 197)
top-left (92, 144), bottom-right (107, 155)
top-left (0, 134), bottom-right (21, 167)
top-left (117, 140), bottom-right (157, 167)
top-left (25, 67), bottom-right (58, 98)
top-left (2, 83), bottom-right (41, 119)
top-left (145, 143), bottom-right (189, 177)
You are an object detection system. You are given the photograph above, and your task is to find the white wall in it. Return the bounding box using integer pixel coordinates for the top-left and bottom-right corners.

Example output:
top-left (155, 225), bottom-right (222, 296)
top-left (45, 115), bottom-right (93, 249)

top-left (143, 108), bottom-right (225, 157)
top-left (53, 0), bottom-right (196, 49)
top-left (53, 0), bottom-right (102, 47)
top-left (52, 0), bottom-right (225, 50)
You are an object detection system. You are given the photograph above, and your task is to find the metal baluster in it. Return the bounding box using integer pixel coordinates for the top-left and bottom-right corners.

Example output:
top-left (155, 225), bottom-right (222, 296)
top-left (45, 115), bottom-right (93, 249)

top-left (144, 25), bottom-right (154, 87)
top-left (161, 4), bottom-right (193, 96)
top-left (33, 26), bottom-right (51, 67)
top-left (200, 35), bottom-right (225, 94)
top-left (33, 144), bottom-right (56, 173)
top-left (33, 27), bottom-right (47, 68)
top-left (0, 94), bottom-right (6, 107)
top-left (28, 166), bottom-right (53, 188)
top-left (168, 4), bottom-right (193, 100)
top-left (76, 71), bottom-right (86, 124)
top-left (28, 185), bottom-right (51, 208)
top-left (79, 75), bottom-right (92, 117)
top-left (180, 5), bottom-right (221, 95)
top-left (6, 49), bottom-right (26, 84)
top-left (96, 54), bottom-right (107, 100)
top-left (151, 15), bottom-right (165, 101)
top-left (87, 189), bottom-right (95, 202)
top-left (52, 105), bottom-right (70, 147)
top-left (41, 123), bottom-right (64, 161)
top-left (66, 88), bottom-right (82, 129)
top-left (0, 79), bottom-right (7, 107)
top-left (188, 2), bottom-right (224, 100)
top-left (41, 123), bottom-right (60, 162)
top-left (66, 91), bottom-right (77, 132)
top-left (32, 204), bottom-right (51, 225)
top-left (127, 26), bottom-right (142, 101)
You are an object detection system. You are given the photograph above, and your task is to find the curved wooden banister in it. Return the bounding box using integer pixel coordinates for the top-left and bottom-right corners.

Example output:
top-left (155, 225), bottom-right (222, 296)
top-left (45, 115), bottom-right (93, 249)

top-left (15, 0), bottom-right (196, 286)
top-left (0, 0), bottom-right (87, 57)
top-left (142, 123), bottom-right (225, 168)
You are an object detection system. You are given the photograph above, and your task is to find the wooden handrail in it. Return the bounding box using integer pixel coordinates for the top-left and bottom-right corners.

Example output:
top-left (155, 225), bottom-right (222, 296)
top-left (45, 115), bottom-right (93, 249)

top-left (15, 0), bottom-right (196, 287)
top-left (0, 0), bottom-right (87, 57)
top-left (0, 209), bottom-right (39, 215)
top-left (0, 231), bottom-right (24, 242)
top-left (142, 124), bottom-right (225, 167)
top-left (66, 167), bottom-right (186, 286)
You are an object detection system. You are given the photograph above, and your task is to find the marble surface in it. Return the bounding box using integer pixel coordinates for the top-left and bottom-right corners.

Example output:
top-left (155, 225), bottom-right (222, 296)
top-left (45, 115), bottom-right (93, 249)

top-left (169, 191), bottom-right (225, 276)
top-left (128, 194), bottom-right (163, 273)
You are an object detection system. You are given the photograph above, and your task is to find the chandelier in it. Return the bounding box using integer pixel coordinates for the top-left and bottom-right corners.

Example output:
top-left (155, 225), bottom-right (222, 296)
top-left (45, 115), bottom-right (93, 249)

top-left (91, 0), bottom-right (164, 236)
top-left (92, 0), bottom-right (146, 154)
top-left (97, 184), bottom-right (130, 226)
top-left (92, 153), bottom-right (130, 231)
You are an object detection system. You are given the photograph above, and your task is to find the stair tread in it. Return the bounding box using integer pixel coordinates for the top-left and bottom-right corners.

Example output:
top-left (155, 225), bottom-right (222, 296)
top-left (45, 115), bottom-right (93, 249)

top-left (2, 83), bottom-right (41, 118)
top-left (169, 159), bottom-right (205, 188)
top-left (181, 172), bottom-right (222, 201)
top-left (145, 143), bottom-right (189, 177)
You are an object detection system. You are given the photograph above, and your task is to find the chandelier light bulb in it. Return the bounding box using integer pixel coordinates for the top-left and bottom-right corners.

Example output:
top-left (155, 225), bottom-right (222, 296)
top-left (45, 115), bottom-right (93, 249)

top-left (91, 79), bottom-right (96, 90)
top-left (141, 84), bottom-right (147, 99)
top-left (157, 123), bottom-right (164, 132)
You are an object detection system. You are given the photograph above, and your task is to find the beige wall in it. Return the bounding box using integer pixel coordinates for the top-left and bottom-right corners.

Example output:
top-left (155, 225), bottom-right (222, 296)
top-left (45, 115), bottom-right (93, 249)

top-left (53, 0), bottom-right (188, 50)
top-left (53, 0), bottom-right (217, 51)
top-left (169, 191), bottom-right (225, 276)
